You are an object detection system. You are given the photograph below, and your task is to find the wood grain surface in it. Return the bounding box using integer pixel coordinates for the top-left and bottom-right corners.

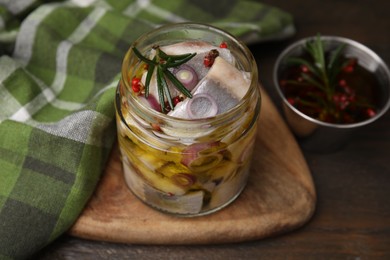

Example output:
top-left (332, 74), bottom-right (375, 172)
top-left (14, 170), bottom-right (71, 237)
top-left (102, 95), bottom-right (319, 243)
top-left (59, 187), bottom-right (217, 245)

top-left (69, 88), bottom-right (316, 244)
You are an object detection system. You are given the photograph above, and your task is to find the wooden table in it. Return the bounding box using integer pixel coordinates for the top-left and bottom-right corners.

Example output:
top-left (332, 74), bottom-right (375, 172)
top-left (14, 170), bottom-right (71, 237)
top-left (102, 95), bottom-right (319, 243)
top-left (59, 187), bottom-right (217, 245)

top-left (35, 0), bottom-right (390, 259)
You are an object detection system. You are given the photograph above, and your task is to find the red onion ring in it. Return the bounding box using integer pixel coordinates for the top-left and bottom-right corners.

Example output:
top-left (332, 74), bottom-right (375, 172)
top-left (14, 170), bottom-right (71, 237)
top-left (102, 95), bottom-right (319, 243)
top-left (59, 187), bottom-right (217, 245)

top-left (174, 64), bottom-right (198, 91)
top-left (187, 93), bottom-right (218, 119)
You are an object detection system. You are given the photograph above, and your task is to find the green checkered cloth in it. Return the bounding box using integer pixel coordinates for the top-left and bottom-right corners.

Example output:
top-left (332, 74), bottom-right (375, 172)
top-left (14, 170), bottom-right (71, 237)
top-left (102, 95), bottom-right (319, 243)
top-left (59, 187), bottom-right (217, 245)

top-left (0, 0), bottom-right (294, 259)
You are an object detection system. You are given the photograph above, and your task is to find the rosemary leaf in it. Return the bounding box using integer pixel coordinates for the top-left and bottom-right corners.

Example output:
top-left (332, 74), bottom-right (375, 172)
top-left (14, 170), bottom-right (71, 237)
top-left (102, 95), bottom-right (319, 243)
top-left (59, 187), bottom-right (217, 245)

top-left (157, 66), bottom-right (174, 110)
top-left (301, 73), bottom-right (327, 91)
top-left (305, 41), bottom-right (317, 65)
top-left (132, 47), bottom-right (158, 66)
top-left (158, 49), bottom-right (195, 61)
top-left (296, 97), bottom-right (321, 108)
top-left (309, 35), bottom-right (329, 89)
top-left (163, 69), bottom-right (193, 98)
top-left (165, 53), bottom-right (197, 68)
top-left (313, 35), bottom-right (326, 71)
top-left (287, 57), bottom-right (322, 78)
top-left (327, 43), bottom-right (346, 87)
top-left (156, 67), bottom-right (166, 112)
top-left (328, 43), bottom-right (346, 71)
top-left (144, 57), bottom-right (156, 98)
top-left (285, 80), bottom-right (314, 87)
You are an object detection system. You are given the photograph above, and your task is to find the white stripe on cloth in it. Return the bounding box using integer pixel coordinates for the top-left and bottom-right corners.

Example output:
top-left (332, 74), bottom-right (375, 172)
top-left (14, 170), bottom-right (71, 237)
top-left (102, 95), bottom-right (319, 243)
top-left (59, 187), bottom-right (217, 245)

top-left (0, 0), bottom-right (36, 14)
top-left (10, 86), bottom-right (57, 122)
top-left (6, 76), bottom-right (117, 146)
top-left (52, 7), bottom-right (107, 94)
top-left (13, 4), bottom-right (61, 66)
top-left (26, 71), bottom-right (84, 111)
top-left (0, 55), bottom-right (21, 82)
top-left (10, 7), bottom-right (107, 123)
top-left (34, 78), bottom-right (117, 146)
top-left (212, 21), bottom-right (262, 31)
top-left (122, 0), bottom-right (157, 28)
top-left (0, 15), bottom-right (4, 31)
top-left (35, 109), bottom-right (114, 147)
top-left (70, 0), bottom-right (96, 7)
top-left (142, 0), bottom-right (188, 23)
top-left (123, 0), bottom-right (187, 26)
top-left (123, 0), bottom-right (145, 17)
top-left (0, 56), bottom-right (84, 124)
top-left (0, 87), bottom-right (23, 123)
top-left (0, 56), bottom-right (23, 123)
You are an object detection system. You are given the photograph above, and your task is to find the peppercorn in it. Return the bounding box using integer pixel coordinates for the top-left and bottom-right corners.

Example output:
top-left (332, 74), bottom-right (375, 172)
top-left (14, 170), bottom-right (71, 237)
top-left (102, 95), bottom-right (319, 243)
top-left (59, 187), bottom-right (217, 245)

top-left (219, 42), bottom-right (228, 48)
top-left (204, 49), bottom-right (219, 67)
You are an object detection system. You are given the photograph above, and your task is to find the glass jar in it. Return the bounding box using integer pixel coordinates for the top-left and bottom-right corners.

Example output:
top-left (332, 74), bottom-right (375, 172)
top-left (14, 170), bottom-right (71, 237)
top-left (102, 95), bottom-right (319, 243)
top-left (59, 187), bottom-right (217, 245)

top-left (115, 23), bottom-right (261, 216)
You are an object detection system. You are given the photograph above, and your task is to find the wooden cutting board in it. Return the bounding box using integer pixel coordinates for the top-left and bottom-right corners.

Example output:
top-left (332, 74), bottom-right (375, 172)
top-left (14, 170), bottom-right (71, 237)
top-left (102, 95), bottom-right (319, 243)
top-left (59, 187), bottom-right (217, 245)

top-left (69, 88), bottom-right (316, 244)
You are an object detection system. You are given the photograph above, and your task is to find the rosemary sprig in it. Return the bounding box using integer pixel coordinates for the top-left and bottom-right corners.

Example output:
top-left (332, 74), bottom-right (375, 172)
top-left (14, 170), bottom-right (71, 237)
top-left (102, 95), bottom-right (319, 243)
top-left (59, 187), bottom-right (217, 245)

top-left (287, 34), bottom-right (347, 102)
top-left (282, 34), bottom-right (378, 123)
top-left (132, 46), bottom-right (196, 112)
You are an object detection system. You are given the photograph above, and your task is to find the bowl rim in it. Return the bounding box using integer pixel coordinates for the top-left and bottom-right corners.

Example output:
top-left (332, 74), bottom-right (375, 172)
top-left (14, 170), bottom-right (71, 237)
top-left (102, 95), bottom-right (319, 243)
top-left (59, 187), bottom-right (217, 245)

top-left (273, 35), bottom-right (390, 129)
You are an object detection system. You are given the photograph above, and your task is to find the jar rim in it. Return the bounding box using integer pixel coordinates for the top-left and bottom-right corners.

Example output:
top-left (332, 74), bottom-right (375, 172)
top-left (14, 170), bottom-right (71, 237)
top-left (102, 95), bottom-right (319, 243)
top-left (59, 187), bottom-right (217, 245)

top-left (120, 22), bottom-right (259, 126)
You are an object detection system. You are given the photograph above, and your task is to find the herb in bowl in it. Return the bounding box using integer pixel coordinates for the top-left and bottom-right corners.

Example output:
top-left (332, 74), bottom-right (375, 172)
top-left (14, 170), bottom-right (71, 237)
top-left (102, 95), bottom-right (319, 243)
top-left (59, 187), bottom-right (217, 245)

top-left (279, 35), bottom-right (380, 124)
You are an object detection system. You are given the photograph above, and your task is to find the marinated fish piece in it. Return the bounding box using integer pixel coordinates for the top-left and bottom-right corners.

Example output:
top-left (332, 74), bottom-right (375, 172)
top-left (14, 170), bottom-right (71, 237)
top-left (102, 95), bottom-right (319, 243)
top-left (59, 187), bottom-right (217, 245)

top-left (169, 57), bottom-right (251, 119)
top-left (141, 41), bottom-right (236, 106)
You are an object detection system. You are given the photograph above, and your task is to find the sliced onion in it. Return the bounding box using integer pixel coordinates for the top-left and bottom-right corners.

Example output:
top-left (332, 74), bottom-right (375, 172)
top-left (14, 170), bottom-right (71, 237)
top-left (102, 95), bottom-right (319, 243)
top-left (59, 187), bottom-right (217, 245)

top-left (172, 173), bottom-right (196, 187)
top-left (188, 154), bottom-right (223, 173)
top-left (174, 64), bottom-right (198, 90)
top-left (181, 143), bottom-right (209, 167)
top-left (138, 94), bottom-right (161, 112)
top-left (180, 142), bottom-right (219, 167)
top-left (187, 93), bottom-right (218, 119)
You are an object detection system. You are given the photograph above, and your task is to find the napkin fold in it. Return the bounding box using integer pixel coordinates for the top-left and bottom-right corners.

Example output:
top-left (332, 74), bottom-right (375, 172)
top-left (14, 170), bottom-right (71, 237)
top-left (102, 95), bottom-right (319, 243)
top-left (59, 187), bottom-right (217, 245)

top-left (0, 0), bottom-right (294, 259)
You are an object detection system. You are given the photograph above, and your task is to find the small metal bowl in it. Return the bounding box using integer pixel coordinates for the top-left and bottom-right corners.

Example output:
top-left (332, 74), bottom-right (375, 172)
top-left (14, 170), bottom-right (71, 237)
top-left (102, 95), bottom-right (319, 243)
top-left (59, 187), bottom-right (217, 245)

top-left (273, 36), bottom-right (390, 152)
